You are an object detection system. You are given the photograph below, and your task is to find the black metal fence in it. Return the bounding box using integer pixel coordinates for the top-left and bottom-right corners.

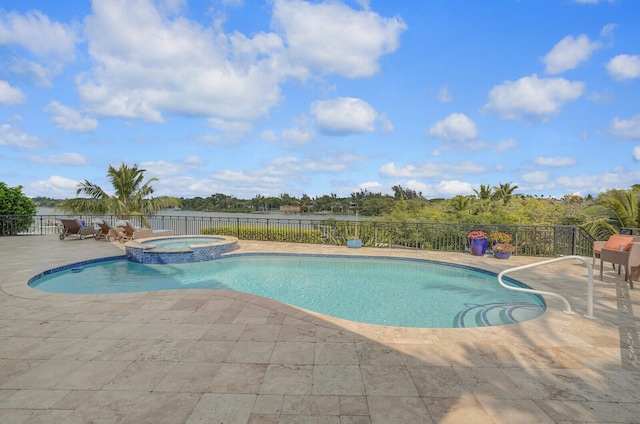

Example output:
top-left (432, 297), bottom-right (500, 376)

top-left (0, 213), bottom-right (601, 257)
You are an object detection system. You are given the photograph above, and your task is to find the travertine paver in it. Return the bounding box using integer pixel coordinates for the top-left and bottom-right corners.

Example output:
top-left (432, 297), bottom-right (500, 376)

top-left (0, 236), bottom-right (639, 423)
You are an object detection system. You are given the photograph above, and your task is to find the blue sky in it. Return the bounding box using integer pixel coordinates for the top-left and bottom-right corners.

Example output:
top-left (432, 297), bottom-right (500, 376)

top-left (1, 0), bottom-right (639, 200)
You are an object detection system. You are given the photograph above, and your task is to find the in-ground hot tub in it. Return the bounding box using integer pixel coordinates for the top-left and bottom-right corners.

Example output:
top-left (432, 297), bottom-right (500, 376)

top-left (125, 235), bottom-right (239, 264)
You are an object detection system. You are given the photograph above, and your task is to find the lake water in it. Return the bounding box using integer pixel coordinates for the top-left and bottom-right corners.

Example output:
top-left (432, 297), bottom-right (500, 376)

top-left (37, 207), bottom-right (359, 222)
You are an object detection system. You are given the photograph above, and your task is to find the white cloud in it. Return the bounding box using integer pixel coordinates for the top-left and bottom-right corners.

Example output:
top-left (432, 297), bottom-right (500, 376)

top-left (606, 55), bottom-right (640, 81)
top-left (311, 97), bottom-right (377, 135)
top-left (543, 35), bottom-right (601, 74)
top-left (0, 10), bottom-right (79, 85)
top-left (600, 23), bottom-right (616, 38)
top-left (80, 0), bottom-right (285, 123)
top-left (8, 58), bottom-right (54, 87)
top-left (438, 85), bottom-right (452, 103)
top-left (483, 74), bottom-right (585, 121)
top-left (587, 89), bottom-right (614, 104)
top-left (22, 175), bottom-right (79, 198)
top-left (609, 113), bottom-right (640, 139)
top-left (44, 101), bottom-right (98, 132)
top-left (281, 125), bottom-right (315, 148)
top-left (199, 153), bottom-right (363, 198)
top-left (495, 138), bottom-right (517, 152)
top-left (77, 0), bottom-right (406, 127)
top-left (390, 179), bottom-right (473, 198)
top-left (26, 152), bottom-right (86, 165)
top-left (565, 167), bottom-right (640, 194)
top-left (183, 155), bottom-right (205, 167)
top-left (259, 130), bottom-right (279, 143)
top-left (436, 180), bottom-right (474, 196)
top-left (0, 80), bottom-right (26, 104)
top-left (522, 171), bottom-right (549, 184)
top-left (633, 147), bottom-right (640, 161)
top-left (533, 156), bottom-right (577, 167)
top-left (140, 160), bottom-right (185, 177)
top-left (377, 113), bottom-right (394, 135)
top-left (206, 118), bottom-right (253, 134)
top-left (379, 161), bottom-right (486, 179)
top-left (428, 113), bottom-right (477, 141)
top-left (272, 0), bottom-right (407, 78)
top-left (0, 10), bottom-right (78, 61)
top-left (0, 123), bottom-right (46, 150)
top-left (357, 181), bottom-right (383, 192)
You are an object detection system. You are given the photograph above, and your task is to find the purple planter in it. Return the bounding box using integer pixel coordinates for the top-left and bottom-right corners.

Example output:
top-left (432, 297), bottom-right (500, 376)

top-left (469, 238), bottom-right (487, 256)
top-left (494, 250), bottom-right (511, 260)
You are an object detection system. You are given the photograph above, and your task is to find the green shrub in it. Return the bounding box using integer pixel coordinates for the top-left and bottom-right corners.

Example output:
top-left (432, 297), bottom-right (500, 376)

top-left (201, 225), bottom-right (323, 244)
top-left (0, 182), bottom-right (36, 235)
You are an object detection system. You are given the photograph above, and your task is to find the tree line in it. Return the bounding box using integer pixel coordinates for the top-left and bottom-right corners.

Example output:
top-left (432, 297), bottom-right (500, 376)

top-left (4, 163), bottom-right (640, 239)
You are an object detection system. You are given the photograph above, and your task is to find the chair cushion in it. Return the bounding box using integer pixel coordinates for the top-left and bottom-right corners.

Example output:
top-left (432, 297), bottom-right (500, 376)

top-left (603, 235), bottom-right (636, 250)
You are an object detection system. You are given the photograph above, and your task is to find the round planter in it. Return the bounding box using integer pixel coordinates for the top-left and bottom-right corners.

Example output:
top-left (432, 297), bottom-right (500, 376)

top-left (494, 250), bottom-right (511, 260)
top-left (347, 239), bottom-right (362, 248)
top-left (469, 238), bottom-right (487, 256)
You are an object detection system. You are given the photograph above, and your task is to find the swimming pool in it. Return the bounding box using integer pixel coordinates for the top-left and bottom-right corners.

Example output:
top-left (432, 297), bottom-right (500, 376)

top-left (28, 254), bottom-right (545, 328)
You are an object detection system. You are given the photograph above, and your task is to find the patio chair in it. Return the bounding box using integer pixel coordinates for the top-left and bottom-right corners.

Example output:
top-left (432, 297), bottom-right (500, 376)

top-left (600, 241), bottom-right (640, 289)
top-left (58, 218), bottom-right (99, 240)
top-left (593, 235), bottom-right (639, 269)
top-left (119, 220), bottom-right (173, 242)
top-left (95, 220), bottom-right (122, 242)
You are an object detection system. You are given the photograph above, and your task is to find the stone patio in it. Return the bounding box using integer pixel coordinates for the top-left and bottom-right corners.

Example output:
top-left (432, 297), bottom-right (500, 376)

top-left (1, 235), bottom-right (639, 423)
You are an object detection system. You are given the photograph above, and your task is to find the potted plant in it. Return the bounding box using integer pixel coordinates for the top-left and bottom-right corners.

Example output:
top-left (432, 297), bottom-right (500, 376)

top-left (489, 232), bottom-right (512, 244)
top-left (467, 231), bottom-right (488, 256)
top-left (347, 205), bottom-right (362, 248)
top-left (493, 242), bottom-right (515, 259)
top-left (347, 237), bottom-right (362, 248)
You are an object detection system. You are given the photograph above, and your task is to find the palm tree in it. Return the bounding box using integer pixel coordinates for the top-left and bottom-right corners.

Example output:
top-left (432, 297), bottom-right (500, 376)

top-left (449, 195), bottom-right (473, 214)
top-left (473, 184), bottom-right (493, 200)
top-left (583, 189), bottom-right (640, 239)
top-left (59, 163), bottom-right (177, 223)
top-left (493, 182), bottom-right (519, 205)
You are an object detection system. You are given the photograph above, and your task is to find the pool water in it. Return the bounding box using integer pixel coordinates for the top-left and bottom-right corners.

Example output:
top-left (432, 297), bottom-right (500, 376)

top-left (29, 254), bottom-right (545, 328)
top-left (141, 236), bottom-right (224, 249)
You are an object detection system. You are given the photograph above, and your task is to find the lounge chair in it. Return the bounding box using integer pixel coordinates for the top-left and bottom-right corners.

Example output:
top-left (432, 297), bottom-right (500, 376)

top-left (119, 220), bottom-right (173, 242)
top-left (58, 218), bottom-right (99, 240)
top-left (592, 235), bottom-right (640, 269)
top-left (95, 220), bottom-right (122, 242)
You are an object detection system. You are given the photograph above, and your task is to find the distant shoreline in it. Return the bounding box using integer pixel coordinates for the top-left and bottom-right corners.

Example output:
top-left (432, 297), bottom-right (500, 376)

top-left (36, 207), bottom-right (362, 222)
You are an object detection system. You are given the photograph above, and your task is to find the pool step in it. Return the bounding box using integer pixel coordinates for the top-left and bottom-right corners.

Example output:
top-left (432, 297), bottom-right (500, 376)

top-left (454, 302), bottom-right (545, 328)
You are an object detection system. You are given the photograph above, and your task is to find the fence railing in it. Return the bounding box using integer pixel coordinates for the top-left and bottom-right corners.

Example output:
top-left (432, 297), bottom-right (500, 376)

top-left (0, 213), bottom-right (599, 257)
